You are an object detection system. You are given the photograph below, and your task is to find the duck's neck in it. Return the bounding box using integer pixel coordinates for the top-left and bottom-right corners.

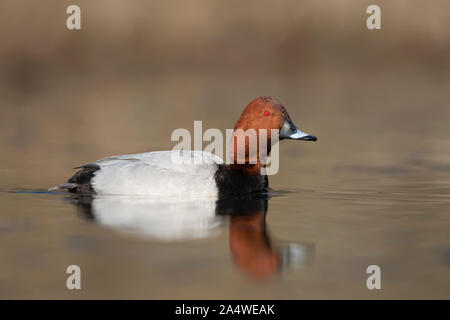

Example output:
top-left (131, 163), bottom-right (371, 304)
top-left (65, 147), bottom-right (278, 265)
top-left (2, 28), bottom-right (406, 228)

top-left (226, 131), bottom-right (272, 176)
top-left (227, 163), bottom-right (264, 176)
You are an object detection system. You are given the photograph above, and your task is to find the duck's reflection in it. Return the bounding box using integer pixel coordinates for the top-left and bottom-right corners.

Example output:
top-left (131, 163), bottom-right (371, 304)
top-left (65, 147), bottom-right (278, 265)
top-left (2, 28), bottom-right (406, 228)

top-left (76, 195), bottom-right (223, 240)
top-left (71, 195), bottom-right (314, 278)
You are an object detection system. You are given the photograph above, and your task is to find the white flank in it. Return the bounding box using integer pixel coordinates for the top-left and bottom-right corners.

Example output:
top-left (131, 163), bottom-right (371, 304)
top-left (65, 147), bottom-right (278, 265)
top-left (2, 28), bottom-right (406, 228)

top-left (87, 150), bottom-right (223, 196)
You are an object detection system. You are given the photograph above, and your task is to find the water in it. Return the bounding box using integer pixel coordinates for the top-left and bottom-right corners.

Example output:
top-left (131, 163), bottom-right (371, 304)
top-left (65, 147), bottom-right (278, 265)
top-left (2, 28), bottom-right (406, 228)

top-left (1, 69), bottom-right (450, 299)
top-left (1, 180), bottom-right (449, 299)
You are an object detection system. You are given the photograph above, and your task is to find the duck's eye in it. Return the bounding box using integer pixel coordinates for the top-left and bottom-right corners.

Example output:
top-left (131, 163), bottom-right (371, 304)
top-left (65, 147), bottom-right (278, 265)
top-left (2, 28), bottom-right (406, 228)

top-left (264, 111), bottom-right (271, 117)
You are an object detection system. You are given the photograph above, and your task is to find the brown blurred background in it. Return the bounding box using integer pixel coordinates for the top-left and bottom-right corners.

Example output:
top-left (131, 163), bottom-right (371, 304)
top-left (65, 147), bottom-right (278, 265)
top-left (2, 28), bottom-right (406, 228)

top-left (1, 0), bottom-right (450, 190)
top-left (0, 0), bottom-right (450, 299)
top-left (1, 0), bottom-right (450, 189)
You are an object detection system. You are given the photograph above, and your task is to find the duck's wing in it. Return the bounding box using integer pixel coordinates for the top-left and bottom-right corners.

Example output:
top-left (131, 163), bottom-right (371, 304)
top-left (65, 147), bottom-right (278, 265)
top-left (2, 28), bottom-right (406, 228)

top-left (74, 155), bottom-right (143, 169)
top-left (50, 151), bottom-right (223, 196)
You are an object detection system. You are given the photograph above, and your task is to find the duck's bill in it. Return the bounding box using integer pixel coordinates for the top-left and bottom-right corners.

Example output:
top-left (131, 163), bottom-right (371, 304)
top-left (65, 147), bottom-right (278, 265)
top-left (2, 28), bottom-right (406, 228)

top-left (279, 118), bottom-right (317, 141)
top-left (289, 129), bottom-right (317, 141)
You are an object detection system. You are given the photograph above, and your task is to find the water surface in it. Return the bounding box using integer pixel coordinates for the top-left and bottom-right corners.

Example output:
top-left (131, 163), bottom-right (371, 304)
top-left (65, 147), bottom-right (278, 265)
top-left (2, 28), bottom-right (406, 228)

top-left (1, 68), bottom-right (450, 299)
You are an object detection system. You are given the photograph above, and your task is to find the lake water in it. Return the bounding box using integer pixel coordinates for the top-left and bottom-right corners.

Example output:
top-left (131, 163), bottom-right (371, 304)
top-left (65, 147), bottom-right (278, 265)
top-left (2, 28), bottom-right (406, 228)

top-left (0, 69), bottom-right (449, 299)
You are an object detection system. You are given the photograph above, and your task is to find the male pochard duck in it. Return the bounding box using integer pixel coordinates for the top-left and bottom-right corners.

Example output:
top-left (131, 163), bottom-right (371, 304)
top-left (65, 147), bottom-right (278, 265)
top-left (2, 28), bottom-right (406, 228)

top-left (51, 96), bottom-right (317, 197)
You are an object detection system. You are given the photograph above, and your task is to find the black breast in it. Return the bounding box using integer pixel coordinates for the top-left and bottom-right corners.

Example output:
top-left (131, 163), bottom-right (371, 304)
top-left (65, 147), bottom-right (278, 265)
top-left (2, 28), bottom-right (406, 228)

top-left (214, 164), bottom-right (268, 198)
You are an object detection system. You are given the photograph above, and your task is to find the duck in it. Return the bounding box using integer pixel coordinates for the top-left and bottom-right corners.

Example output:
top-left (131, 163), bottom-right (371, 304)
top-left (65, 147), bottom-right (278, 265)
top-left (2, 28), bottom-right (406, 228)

top-left (51, 96), bottom-right (317, 197)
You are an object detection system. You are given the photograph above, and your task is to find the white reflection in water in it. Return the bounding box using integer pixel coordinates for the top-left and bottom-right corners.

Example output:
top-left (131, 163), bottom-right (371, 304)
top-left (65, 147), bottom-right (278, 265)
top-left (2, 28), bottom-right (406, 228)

top-left (88, 196), bottom-right (223, 241)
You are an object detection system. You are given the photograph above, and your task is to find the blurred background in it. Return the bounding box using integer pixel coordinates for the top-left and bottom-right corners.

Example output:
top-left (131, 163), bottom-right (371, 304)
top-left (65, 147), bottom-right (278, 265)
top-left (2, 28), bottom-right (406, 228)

top-left (0, 0), bottom-right (449, 299)
top-left (1, 0), bottom-right (450, 188)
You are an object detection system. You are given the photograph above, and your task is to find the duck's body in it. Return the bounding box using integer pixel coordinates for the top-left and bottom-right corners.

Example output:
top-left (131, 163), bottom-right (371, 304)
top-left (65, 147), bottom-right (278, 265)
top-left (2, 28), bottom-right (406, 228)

top-left (62, 151), bottom-right (222, 196)
top-left (54, 150), bottom-right (267, 197)
top-left (52, 96), bottom-right (316, 197)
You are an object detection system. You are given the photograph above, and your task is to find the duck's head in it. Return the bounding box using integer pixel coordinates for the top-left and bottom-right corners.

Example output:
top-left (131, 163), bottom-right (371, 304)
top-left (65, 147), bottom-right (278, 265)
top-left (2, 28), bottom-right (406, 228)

top-left (234, 96), bottom-right (317, 142)
top-left (229, 96), bottom-right (317, 174)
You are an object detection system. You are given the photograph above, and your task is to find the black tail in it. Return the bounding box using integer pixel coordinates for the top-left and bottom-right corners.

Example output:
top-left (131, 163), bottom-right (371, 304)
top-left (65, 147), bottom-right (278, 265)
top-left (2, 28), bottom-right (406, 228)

top-left (50, 164), bottom-right (100, 194)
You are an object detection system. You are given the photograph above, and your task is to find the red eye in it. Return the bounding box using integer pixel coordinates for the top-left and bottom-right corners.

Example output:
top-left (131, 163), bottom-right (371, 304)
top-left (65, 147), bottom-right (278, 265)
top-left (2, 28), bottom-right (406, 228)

top-left (264, 111), bottom-right (271, 117)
